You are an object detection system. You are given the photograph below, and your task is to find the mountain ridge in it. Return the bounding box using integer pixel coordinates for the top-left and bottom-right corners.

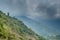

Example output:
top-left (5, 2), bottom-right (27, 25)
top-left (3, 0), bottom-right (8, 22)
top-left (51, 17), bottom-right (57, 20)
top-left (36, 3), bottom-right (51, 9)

top-left (0, 11), bottom-right (46, 40)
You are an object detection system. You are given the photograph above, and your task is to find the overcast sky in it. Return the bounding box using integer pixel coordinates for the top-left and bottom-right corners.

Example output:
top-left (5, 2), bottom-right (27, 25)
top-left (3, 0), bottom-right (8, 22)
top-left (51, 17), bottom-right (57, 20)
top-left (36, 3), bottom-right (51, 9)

top-left (0, 0), bottom-right (60, 37)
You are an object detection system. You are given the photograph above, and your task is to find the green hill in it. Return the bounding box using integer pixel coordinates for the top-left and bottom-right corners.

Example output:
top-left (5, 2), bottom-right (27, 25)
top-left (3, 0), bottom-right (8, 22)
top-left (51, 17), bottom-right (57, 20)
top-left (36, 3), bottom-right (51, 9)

top-left (0, 11), bottom-right (46, 40)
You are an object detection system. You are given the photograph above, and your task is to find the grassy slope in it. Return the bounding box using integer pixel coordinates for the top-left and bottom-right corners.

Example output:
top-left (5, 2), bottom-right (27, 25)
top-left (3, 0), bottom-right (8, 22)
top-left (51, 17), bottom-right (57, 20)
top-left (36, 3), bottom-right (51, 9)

top-left (0, 11), bottom-right (46, 40)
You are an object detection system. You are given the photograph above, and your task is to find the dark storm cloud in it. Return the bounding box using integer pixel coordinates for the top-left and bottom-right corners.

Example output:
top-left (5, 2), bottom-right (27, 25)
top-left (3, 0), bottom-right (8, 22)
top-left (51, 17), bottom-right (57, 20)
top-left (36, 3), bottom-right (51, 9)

top-left (36, 3), bottom-right (57, 18)
top-left (46, 5), bottom-right (57, 18)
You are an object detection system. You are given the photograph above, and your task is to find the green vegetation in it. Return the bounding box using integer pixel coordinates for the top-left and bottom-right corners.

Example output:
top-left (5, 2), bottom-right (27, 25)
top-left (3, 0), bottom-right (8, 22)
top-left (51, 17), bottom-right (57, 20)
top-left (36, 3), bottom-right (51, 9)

top-left (0, 11), bottom-right (46, 40)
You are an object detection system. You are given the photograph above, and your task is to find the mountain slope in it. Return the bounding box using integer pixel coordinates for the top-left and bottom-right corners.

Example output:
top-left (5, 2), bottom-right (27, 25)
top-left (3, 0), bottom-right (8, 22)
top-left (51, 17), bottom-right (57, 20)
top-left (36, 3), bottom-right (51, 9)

top-left (0, 11), bottom-right (46, 40)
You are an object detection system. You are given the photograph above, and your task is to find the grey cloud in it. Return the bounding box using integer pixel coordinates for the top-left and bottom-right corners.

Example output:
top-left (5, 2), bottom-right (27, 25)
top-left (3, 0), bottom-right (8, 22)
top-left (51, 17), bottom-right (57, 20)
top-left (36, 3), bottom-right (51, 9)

top-left (0, 0), bottom-right (60, 19)
top-left (25, 0), bottom-right (60, 20)
top-left (36, 1), bottom-right (60, 19)
top-left (46, 5), bottom-right (57, 18)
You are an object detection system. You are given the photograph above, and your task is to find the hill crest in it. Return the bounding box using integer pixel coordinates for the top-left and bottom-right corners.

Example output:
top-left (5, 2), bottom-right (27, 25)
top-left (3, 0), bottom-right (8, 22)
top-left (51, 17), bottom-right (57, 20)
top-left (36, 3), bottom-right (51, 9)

top-left (0, 11), bottom-right (46, 40)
